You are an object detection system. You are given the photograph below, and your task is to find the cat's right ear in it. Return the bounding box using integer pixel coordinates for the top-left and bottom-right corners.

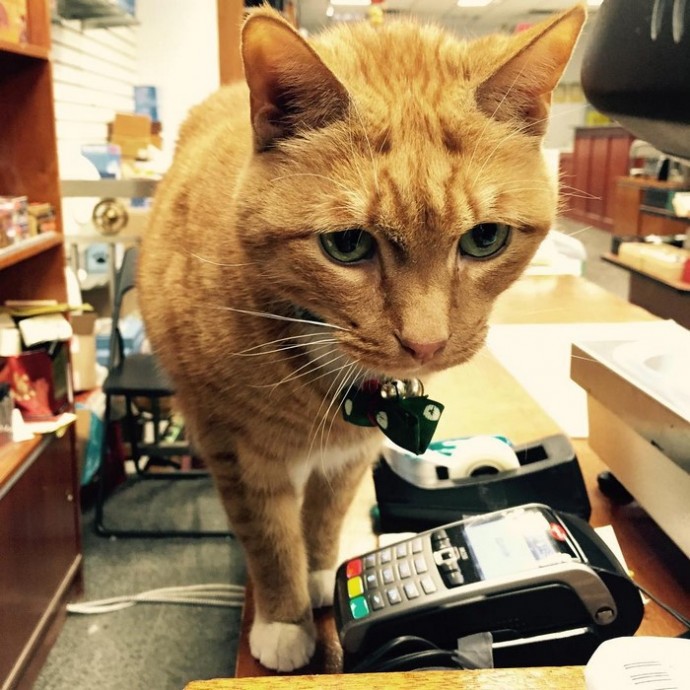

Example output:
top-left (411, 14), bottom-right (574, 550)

top-left (476, 4), bottom-right (586, 136)
top-left (242, 9), bottom-right (350, 151)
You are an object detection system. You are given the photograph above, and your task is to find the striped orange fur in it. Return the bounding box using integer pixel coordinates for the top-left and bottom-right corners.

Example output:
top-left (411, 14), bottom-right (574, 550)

top-left (139, 4), bottom-right (585, 672)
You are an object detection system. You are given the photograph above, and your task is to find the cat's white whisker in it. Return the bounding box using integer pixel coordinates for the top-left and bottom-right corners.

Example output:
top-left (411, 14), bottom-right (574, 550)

top-left (557, 223), bottom-right (596, 238)
top-left (466, 61), bottom-right (529, 188)
top-left (316, 363), bottom-right (356, 462)
top-left (320, 364), bottom-right (364, 483)
top-left (559, 191), bottom-right (602, 202)
top-left (232, 339), bottom-right (339, 357)
top-left (304, 361), bottom-right (356, 459)
top-left (211, 305), bottom-right (351, 331)
top-left (344, 128), bottom-right (370, 197)
top-left (264, 352), bottom-right (349, 392)
top-left (514, 103), bottom-right (591, 138)
top-left (349, 98), bottom-right (379, 192)
top-left (274, 342), bottom-right (340, 366)
top-left (188, 252), bottom-right (252, 268)
top-left (472, 100), bottom-right (595, 194)
top-left (470, 122), bottom-right (531, 192)
top-left (242, 343), bottom-right (340, 378)
top-left (230, 332), bottom-right (340, 355)
top-left (545, 102), bottom-right (601, 123)
top-left (558, 183), bottom-right (600, 200)
top-left (265, 348), bottom-right (346, 393)
top-left (560, 181), bottom-right (599, 199)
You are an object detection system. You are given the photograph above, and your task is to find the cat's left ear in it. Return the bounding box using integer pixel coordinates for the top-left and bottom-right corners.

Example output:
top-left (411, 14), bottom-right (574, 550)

top-left (477, 4), bottom-right (586, 136)
top-left (242, 9), bottom-right (350, 151)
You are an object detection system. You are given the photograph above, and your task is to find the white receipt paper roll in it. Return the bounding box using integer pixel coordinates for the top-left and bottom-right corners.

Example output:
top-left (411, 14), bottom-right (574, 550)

top-left (446, 436), bottom-right (521, 479)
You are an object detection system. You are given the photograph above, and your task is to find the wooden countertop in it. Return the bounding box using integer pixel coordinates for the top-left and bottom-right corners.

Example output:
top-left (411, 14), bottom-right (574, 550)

top-left (187, 667), bottom-right (586, 689)
top-left (186, 275), bottom-right (690, 689)
top-left (490, 274), bottom-right (657, 324)
top-left (603, 252), bottom-right (690, 292)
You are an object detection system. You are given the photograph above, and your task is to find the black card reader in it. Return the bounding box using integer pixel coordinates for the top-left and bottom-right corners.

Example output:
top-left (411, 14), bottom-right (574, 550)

top-left (334, 504), bottom-right (643, 668)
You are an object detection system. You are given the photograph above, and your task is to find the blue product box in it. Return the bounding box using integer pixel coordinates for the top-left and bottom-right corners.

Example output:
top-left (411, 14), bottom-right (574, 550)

top-left (78, 408), bottom-right (103, 486)
top-left (134, 85), bottom-right (158, 122)
top-left (85, 244), bottom-right (109, 274)
top-left (81, 144), bottom-right (122, 179)
top-left (96, 315), bottom-right (146, 367)
top-left (118, 0), bottom-right (136, 16)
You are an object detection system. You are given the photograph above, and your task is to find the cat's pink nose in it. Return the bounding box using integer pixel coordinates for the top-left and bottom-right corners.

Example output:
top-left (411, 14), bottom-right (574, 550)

top-left (397, 336), bottom-right (447, 364)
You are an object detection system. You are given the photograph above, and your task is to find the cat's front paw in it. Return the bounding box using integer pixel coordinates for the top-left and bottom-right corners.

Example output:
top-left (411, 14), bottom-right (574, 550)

top-left (249, 619), bottom-right (316, 672)
top-left (308, 569), bottom-right (336, 608)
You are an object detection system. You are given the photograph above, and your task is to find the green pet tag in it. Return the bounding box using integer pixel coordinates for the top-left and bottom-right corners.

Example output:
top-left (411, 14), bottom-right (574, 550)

top-left (343, 380), bottom-right (444, 455)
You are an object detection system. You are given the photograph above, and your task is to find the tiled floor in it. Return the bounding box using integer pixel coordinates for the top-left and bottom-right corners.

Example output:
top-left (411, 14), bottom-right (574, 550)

top-left (34, 218), bottom-right (630, 690)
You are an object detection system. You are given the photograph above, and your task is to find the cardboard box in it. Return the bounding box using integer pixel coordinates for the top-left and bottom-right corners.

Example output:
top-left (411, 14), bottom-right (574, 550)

top-left (71, 312), bottom-right (98, 392)
top-left (0, 0), bottom-right (28, 43)
top-left (109, 112), bottom-right (151, 159)
top-left (28, 202), bottom-right (56, 236)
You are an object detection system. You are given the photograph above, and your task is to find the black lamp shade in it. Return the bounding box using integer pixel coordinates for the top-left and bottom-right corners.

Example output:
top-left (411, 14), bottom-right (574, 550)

top-left (581, 0), bottom-right (690, 159)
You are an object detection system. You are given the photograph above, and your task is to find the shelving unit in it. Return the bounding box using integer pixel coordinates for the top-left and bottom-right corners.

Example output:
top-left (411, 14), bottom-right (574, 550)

top-left (0, 2), bottom-right (82, 688)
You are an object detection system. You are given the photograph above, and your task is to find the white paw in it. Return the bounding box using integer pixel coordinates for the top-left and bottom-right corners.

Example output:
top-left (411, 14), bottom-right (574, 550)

top-left (249, 619), bottom-right (316, 672)
top-left (308, 569), bottom-right (336, 608)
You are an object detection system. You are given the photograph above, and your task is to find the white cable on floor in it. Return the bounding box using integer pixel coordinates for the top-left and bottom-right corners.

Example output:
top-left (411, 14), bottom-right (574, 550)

top-left (67, 583), bottom-right (245, 615)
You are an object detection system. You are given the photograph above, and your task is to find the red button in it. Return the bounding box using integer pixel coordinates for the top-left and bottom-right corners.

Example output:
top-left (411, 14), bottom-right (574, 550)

top-left (346, 559), bottom-right (363, 578)
top-left (549, 523), bottom-right (567, 541)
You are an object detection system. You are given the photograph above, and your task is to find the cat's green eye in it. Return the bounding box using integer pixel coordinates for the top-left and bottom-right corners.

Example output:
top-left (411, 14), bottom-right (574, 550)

top-left (320, 229), bottom-right (376, 264)
top-left (459, 223), bottom-right (512, 259)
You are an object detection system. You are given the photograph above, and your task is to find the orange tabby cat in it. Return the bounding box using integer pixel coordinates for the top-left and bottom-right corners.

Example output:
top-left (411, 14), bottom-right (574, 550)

top-left (139, 4), bottom-right (585, 671)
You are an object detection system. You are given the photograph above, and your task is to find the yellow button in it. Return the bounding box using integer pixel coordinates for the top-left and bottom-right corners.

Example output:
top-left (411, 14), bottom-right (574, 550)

top-left (347, 576), bottom-right (364, 598)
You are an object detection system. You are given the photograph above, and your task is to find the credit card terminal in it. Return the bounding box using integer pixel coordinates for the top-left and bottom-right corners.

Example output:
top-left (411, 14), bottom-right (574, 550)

top-left (334, 504), bottom-right (643, 667)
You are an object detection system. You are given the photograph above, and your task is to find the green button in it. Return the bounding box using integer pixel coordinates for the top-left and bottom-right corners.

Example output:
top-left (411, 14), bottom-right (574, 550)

top-left (349, 595), bottom-right (370, 620)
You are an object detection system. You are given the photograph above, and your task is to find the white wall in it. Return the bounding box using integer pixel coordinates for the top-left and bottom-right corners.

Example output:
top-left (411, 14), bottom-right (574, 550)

top-left (52, 21), bottom-right (140, 236)
top-left (52, 21), bottom-right (138, 158)
top-left (543, 23), bottom-right (593, 151)
top-left (136, 0), bottom-right (220, 161)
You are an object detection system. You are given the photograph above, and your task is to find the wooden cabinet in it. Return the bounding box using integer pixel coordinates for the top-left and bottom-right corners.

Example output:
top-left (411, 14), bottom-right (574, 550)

top-left (561, 126), bottom-right (635, 231)
top-left (0, 2), bottom-right (82, 688)
top-left (613, 176), bottom-right (690, 238)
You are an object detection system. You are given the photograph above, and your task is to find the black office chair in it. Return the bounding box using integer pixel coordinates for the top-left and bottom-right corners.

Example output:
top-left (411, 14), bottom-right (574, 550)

top-left (94, 245), bottom-right (230, 538)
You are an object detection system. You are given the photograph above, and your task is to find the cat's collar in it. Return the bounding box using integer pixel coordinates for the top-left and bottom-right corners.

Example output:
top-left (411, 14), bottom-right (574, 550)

top-left (286, 304), bottom-right (446, 454)
top-left (342, 377), bottom-right (444, 455)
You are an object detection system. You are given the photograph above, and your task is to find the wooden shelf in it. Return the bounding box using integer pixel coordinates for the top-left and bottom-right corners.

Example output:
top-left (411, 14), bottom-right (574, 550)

top-left (0, 39), bottom-right (49, 61)
top-left (0, 232), bottom-right (62, 271)
top-left (0, 3), bottom-right (82, 686)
